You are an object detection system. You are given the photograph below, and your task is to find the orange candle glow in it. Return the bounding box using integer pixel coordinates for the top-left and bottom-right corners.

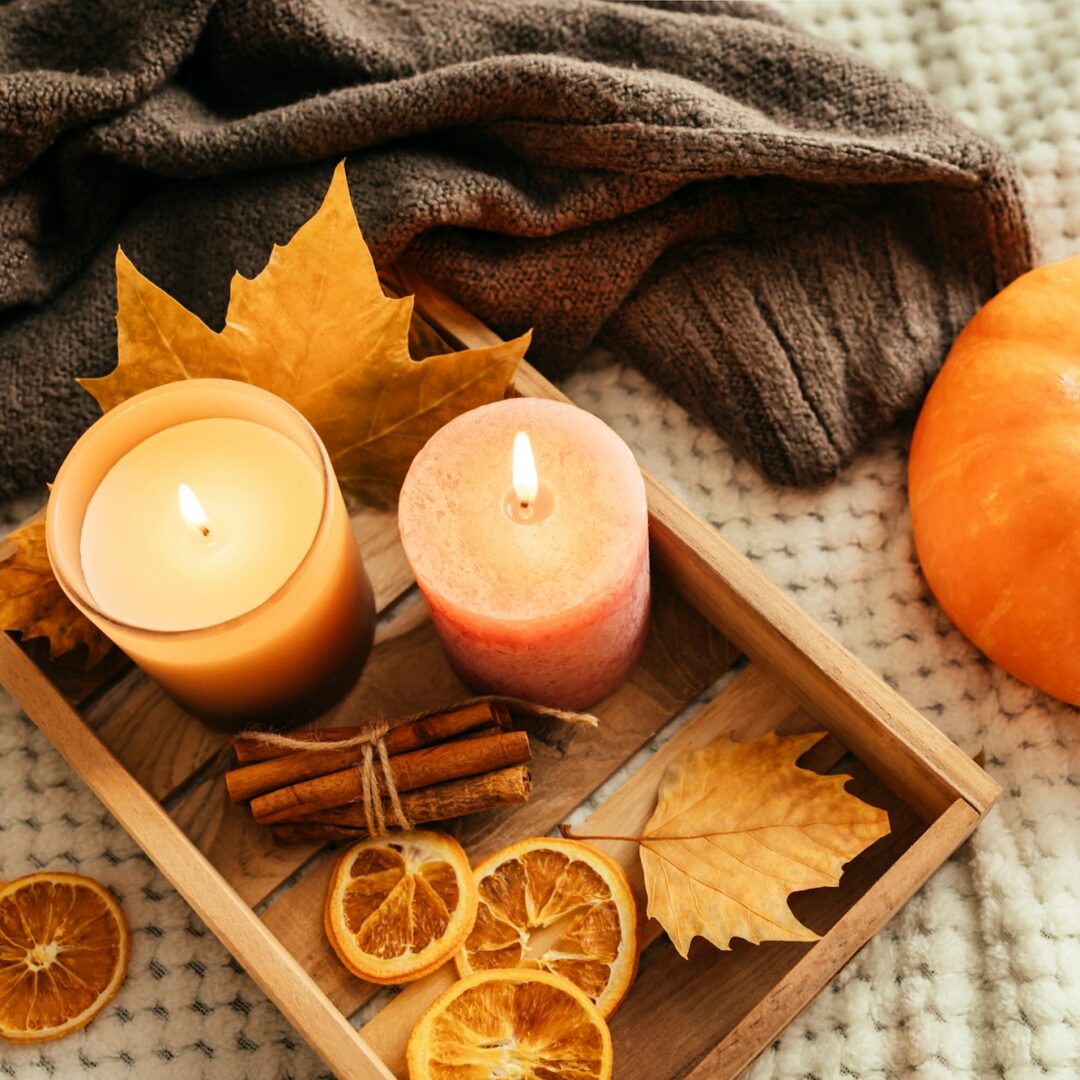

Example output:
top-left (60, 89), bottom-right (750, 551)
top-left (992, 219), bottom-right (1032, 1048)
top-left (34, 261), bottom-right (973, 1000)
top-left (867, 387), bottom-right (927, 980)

top-left (47, 379), bottom-right (375, 728)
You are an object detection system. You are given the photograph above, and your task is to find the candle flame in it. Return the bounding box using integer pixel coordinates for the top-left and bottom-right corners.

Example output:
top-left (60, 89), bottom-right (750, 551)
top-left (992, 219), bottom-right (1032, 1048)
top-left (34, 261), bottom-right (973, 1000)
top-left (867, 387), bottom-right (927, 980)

top-left (178, 483), bottom-right (210, 537)
top-left (512, 431), bottom-right (538, 507)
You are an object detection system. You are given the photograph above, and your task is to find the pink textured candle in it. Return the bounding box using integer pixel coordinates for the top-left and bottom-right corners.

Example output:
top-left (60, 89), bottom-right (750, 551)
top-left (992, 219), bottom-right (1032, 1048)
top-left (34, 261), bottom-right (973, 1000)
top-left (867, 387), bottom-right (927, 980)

top-left (398, 398), bottom-right (650, 709)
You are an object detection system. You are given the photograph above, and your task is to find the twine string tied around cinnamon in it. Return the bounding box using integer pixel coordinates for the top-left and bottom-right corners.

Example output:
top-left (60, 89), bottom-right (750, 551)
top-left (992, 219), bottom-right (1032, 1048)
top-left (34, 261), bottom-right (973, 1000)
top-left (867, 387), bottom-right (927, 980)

top-left (238, 716), bottom-right (412, 837)
top-left (356, 718), bottom-right (413, 836)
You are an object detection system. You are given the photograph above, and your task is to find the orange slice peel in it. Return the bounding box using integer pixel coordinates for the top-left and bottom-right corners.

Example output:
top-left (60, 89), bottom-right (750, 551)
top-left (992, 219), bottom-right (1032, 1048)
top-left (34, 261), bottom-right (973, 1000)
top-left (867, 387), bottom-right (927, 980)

top-left (325, 830), bottom-right (478, 984)
top-left (0, 872), bottom-right (130, 1043)
top-left (407, 967), bottom-right (613, 1079)
top-left (456, 836), bottom-right (638, 1018)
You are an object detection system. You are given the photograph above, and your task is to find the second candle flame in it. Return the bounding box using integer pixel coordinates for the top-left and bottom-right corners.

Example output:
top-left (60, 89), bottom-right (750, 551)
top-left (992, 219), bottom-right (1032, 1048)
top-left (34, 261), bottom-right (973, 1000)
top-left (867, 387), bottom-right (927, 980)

top-left (178, 483), bottom-right (211, 538)
top-left (512, 431), bottom-right (538, 508)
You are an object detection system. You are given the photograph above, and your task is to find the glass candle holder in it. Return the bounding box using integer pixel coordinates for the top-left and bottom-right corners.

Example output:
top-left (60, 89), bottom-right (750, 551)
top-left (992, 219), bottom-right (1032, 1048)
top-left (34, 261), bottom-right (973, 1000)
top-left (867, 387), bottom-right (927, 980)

top-left (46, 379), bottom-right (375, 730)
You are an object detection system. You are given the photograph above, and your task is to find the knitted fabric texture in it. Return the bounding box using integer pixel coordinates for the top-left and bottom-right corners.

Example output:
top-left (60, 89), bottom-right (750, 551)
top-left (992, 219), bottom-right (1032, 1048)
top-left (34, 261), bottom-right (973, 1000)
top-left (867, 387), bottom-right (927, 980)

top-left (0, 0), bottom-right (1034, 497)
top-left (1, 4), bottom-right (1079, 1076)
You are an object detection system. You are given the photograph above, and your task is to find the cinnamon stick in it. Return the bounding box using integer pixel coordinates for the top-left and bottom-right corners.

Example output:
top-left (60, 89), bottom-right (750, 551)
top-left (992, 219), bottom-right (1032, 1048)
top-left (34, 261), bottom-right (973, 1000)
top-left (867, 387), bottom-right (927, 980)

top-left (232, 701), bottom-right (510, 763)
top-left (269, 765), bottom-right (532, 843)
top-left (250, 730), bottom-right (532, 825)
top-left (226, 701), bottom-right (511, 803)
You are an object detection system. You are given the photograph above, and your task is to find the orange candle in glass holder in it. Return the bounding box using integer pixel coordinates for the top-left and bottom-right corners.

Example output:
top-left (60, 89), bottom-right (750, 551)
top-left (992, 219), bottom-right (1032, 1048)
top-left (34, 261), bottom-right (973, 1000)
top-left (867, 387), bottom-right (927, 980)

top-left (398, 398), bottom-right (650, 710)
top-left (46, 379), bottom-right (374, 729)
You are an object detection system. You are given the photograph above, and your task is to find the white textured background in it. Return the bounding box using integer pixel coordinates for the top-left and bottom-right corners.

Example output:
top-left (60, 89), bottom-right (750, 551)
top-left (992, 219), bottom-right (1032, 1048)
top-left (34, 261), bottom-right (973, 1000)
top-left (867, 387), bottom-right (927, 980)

top-left (2, 2), bottom-right (1079, 1076)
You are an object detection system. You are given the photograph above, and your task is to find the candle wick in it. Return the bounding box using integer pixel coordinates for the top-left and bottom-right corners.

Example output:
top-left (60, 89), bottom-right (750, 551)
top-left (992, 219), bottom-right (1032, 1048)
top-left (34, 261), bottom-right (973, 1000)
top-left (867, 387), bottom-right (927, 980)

top-left (199, 524), bottom-right (210, 538)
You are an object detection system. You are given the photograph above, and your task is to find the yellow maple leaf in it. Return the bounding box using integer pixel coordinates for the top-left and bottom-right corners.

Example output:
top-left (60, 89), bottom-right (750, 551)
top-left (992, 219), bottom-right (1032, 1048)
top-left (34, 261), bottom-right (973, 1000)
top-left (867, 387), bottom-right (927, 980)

top-left (638, 731), bottom-right (890, 956)
top-left (80, 161), bottom-right (530, 507)
top-left (0, 516), bottom-right (111, 666)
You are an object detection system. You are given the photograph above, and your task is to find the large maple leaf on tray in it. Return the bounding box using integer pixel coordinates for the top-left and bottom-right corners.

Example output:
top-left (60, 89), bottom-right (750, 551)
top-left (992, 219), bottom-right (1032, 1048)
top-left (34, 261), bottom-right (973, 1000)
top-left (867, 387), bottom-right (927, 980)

top-left (81, 161), bottom-right (529, 508)
top-left (1, 161), bottom-right (529, 663)
top-left (637, 731), bottom-right (891, 955)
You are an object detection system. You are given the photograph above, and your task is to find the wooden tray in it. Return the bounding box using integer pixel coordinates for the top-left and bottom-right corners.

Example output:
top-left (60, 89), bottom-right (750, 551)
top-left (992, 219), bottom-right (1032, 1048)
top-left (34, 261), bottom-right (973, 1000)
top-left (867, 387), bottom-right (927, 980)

top-left (0, 272), bottom-right (1000, 1079)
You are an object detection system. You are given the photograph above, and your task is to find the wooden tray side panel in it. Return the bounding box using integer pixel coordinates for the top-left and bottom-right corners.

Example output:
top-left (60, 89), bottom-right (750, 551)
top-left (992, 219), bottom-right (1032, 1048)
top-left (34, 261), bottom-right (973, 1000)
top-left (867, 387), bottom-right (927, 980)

top-left (686, 798), bottom-right (979, 1079)
top-left (646, 508), bottom-right (997, 821)
top-left (0, 633), bottom-right (392, 1080)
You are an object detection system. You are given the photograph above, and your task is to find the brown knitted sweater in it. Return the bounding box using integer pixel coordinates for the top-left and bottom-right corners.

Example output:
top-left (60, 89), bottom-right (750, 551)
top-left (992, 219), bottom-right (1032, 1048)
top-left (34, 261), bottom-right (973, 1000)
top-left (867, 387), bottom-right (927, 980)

top-left (0, 0), bottom-right (1034, 497)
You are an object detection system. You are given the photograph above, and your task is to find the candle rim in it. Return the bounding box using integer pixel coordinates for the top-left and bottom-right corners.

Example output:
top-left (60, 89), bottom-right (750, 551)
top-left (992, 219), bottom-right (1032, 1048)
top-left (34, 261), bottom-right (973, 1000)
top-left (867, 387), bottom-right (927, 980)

top-left (399, 397), bottom-right (650, 620)
top-left (47, 379), bottom-right (339, 640)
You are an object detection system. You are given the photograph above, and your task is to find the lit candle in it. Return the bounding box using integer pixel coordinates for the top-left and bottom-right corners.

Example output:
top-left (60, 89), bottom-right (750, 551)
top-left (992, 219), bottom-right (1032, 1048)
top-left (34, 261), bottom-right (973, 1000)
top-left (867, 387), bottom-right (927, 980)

top-left (47, 379), bottom-right (375, 728)
top-left (398, 398), bottom-right (650, 710)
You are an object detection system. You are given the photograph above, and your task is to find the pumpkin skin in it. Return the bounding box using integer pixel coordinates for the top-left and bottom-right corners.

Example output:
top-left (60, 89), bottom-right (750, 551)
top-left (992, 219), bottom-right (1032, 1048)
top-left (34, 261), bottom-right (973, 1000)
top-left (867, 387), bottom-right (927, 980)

top-left (909, 256), bottom-right (1080, 705)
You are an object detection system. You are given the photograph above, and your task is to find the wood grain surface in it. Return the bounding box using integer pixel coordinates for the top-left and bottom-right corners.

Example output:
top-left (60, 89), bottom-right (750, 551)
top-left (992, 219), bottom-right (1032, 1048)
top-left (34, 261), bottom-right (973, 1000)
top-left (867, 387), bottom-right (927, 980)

top-left (357, 663), bottom-right (932, 1077)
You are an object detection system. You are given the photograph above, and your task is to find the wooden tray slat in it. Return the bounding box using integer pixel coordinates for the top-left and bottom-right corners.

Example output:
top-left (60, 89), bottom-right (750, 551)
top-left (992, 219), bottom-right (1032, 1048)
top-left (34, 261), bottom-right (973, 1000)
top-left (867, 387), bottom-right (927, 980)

top-left (85, 674), bottom-right (230, 803)
top-left (349, 507), bottom-right (420, 613)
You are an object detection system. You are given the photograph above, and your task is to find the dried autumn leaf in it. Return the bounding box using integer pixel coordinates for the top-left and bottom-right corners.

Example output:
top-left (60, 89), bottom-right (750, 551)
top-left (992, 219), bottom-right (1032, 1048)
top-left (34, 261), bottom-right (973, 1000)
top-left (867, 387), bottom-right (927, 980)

top-left (639, 731), bottom-right (890, 956)
top-left (0, 516), bottom-right (111, 666)
top-left (80, 161), bottom-right (529, 507)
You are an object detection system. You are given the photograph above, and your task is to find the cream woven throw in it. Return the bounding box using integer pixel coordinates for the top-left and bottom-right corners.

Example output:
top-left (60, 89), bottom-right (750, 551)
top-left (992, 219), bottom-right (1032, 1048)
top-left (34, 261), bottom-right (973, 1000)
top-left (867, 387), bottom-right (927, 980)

top-left (1, 3), bottom-right (1078, 1077)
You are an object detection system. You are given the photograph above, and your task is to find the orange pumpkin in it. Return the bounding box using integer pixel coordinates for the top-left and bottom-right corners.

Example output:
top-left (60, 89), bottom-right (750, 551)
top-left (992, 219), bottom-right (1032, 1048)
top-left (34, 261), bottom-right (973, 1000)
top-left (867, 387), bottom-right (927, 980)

top-left (909, 256), bottom-right (1080, 705)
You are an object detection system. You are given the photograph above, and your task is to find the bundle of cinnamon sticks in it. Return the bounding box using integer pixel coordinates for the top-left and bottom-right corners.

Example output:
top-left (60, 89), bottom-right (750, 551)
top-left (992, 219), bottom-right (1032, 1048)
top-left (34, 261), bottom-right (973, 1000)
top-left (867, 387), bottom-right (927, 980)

top-left (225, 702), bottom-right (532, 843)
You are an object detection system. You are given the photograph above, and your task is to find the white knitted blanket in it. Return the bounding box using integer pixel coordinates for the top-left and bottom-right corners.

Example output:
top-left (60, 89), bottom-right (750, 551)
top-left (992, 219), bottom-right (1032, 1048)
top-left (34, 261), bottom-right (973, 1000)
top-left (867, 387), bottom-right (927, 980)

top-left (2, 2), bottom-right (1079, 1076)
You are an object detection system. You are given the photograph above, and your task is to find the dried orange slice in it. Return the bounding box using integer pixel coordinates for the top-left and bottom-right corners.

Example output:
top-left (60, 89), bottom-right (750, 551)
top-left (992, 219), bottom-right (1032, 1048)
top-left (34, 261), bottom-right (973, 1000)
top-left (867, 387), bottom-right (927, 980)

top-left (456, 837), bottom-right (638, 1018)
top-left (0, 872), bottom-right (129, 1042)
top-left (324, 830), bottom-right (478, 984)
top-left (408, 968), bottom-right (613, 1079)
